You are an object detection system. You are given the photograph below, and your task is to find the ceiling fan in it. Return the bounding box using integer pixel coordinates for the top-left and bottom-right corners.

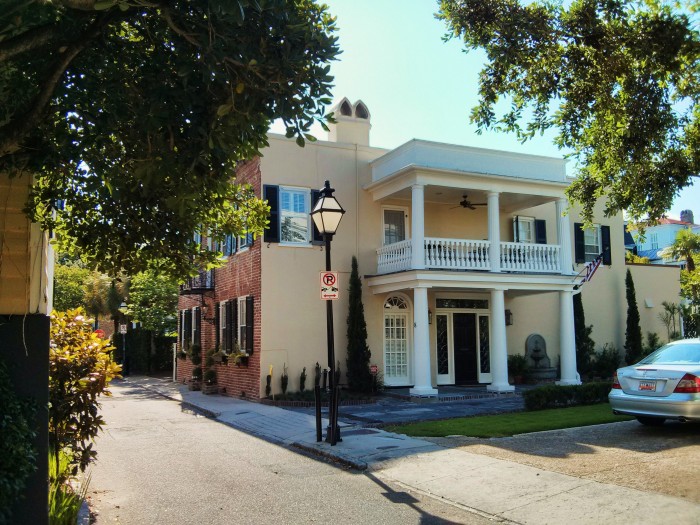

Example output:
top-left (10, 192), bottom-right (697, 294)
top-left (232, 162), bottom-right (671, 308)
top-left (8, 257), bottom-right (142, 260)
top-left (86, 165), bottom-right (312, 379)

top-left (452, 194), bottom-right (487, 210)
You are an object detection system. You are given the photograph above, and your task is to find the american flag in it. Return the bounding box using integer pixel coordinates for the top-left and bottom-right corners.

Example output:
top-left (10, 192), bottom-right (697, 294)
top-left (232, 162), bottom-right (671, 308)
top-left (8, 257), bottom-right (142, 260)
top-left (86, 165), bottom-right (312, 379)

top-left (582, 253), bottom-right (603, 283)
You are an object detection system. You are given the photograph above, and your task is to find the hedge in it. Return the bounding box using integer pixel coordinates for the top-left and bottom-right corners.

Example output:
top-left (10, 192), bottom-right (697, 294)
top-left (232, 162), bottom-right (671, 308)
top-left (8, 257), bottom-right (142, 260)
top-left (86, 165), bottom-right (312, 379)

top-left (523, 382), bottom-right (613, 411)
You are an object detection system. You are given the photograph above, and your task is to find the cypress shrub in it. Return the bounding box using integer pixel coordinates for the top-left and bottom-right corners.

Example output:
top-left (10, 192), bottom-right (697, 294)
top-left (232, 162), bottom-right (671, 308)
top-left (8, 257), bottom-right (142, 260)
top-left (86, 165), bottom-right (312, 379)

top-left (345, 257), bottom-right (373, 392)
top-left (624, 269), bottom-right (643, 364)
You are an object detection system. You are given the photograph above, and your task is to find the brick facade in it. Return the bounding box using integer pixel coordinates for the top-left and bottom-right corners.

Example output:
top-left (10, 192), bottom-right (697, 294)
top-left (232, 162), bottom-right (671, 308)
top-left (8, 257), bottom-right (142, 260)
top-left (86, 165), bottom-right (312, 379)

top-left (177, 158), bottom-right (263, 399)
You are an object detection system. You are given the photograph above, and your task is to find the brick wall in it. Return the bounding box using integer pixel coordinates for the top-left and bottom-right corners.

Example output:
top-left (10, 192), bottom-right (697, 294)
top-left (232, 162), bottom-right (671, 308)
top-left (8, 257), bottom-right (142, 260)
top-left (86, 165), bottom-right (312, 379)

top-left (176, 158), bottom-right (263, 399)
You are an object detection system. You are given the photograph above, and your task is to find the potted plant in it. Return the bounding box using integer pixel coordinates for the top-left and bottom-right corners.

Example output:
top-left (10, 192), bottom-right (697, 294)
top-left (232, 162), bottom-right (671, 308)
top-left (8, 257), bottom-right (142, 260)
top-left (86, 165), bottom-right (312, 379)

top-left (508, 354), bottom-right (529, 384)
top-left (202, 369), bottom-right (218, 395)
top-left (189, 366), bottom-right (202, 391)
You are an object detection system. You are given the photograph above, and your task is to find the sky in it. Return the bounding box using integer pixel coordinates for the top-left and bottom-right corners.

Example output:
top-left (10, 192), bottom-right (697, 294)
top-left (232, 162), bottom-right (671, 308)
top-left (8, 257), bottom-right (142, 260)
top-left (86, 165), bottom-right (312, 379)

top-left (273, 0), bottom-right (698, 221)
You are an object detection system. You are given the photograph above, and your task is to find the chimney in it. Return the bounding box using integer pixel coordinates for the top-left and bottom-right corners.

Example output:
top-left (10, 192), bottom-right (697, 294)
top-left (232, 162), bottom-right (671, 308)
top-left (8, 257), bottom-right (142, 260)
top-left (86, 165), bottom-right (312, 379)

top-left (680, 209), bottom-right (694, 225)
top-left (327, 98), bottom-right (371, 146)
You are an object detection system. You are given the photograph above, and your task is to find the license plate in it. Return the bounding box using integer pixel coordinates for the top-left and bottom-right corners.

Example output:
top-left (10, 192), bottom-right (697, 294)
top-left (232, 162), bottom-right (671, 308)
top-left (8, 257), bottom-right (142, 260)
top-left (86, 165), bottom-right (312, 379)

top-left (639, 381), bottom-right (656, 391)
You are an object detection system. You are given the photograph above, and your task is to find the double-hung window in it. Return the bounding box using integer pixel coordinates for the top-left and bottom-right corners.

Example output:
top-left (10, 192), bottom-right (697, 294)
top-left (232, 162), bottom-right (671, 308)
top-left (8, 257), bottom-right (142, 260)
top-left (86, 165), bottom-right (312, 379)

top-left (280, 187), bottom-right (310, 244)
top-left (584, 225), bottom-right (601, 262)
top-left (575, 222), bottom-right (611, 265)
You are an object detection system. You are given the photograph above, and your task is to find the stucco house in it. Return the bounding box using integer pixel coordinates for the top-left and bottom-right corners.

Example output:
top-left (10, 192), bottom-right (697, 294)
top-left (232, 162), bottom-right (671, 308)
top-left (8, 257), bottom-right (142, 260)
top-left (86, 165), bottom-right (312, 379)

top-left (176, 99), bottom-right (679, 399)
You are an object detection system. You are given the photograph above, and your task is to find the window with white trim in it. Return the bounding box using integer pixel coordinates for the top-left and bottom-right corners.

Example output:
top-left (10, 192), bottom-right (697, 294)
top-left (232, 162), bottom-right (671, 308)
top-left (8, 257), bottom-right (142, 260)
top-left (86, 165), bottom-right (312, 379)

top-left (383, 296), bottom-right (409, 380)
top-left (650, 233), bottom-right (659, 250)
top-left (238, 297), bottom-right (248, 354)
top-left (280, 187), bottom-right (310, 244)
top-left (219, 301), bottom-right (227, 349)
top-left (383, 208), bottom-right (407, 246)
top-left (513, 216), bottom-right (535, 243)
top-left (584, 225), bottom-right (601, 262)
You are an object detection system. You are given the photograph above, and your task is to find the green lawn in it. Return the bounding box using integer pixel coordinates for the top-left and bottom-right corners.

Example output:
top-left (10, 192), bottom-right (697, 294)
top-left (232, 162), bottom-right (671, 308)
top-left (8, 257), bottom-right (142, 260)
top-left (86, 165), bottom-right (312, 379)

top-left (384, 403), bottom-right (633, 438)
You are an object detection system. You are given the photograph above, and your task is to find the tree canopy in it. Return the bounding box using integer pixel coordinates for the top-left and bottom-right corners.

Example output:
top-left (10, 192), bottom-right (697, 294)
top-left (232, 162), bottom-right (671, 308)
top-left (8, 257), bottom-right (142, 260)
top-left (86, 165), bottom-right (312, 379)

top-left (439, 0), bottom-right (699, 226)
top-left (1, 0), bottom-right (339, 278)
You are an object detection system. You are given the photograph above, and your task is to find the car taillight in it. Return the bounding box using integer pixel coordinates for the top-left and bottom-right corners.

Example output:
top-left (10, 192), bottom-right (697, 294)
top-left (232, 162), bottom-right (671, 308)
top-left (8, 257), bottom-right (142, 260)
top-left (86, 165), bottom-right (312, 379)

top-left (612, 371), bottom-right (621, 389)
top-left (673, 373), bottom-right (700, 394)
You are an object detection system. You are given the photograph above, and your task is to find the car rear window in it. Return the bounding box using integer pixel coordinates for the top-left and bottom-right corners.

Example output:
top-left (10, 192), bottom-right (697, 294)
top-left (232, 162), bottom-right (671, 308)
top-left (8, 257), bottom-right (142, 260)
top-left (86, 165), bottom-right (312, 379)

top-left (638, 342), bottom-right (700, 365)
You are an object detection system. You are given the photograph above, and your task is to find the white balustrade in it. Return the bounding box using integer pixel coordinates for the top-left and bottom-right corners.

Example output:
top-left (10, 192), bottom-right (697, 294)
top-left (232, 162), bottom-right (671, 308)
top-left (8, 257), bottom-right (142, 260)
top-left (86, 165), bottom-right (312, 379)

top-left (424, 238), bottom-right (491, 270)
top-left (500, 241), bottom-right (561, 273)
top-left (376, 239), bottom-right (412, 274)
top-left (377, 238), bottom-right (562, 274)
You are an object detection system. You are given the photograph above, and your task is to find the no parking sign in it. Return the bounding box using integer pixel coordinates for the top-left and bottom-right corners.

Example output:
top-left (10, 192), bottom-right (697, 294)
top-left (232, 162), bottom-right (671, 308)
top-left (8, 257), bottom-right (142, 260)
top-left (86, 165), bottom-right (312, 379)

top-left (320, 271), bottom-right (339, 300)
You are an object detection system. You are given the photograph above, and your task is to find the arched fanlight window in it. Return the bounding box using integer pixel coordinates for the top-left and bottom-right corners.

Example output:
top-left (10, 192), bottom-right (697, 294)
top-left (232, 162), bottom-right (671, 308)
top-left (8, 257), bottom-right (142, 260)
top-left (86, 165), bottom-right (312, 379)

top-left (384, 296), bottom-right (408, 309)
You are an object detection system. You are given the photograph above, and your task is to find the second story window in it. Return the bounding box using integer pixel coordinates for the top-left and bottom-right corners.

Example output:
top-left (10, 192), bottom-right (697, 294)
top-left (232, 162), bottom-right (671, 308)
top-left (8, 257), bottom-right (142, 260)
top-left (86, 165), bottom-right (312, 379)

top-left (383, 208), bottom-right (407, 245)
top-left (584, 225), bottom-right (601, 262)
top-left (575, 222), bottom-right (611, 265)
top-left (280, 187), bottom-right (310, 244)
top-left (650, 233), bottom-right (658, 250)
top-left (263, 185), bottom-right (322, 246)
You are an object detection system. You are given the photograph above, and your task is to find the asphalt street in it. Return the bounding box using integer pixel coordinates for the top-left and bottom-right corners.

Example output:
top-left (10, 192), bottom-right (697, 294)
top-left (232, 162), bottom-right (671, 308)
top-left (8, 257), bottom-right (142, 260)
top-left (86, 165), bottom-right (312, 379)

top-left (88, 382), bottom-right (491, 524)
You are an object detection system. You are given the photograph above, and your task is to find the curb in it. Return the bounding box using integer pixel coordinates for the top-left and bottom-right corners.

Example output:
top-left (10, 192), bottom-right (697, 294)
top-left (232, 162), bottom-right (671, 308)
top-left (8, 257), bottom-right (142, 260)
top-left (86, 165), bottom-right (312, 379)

top-left (291, 442), bottom-right (368, 471)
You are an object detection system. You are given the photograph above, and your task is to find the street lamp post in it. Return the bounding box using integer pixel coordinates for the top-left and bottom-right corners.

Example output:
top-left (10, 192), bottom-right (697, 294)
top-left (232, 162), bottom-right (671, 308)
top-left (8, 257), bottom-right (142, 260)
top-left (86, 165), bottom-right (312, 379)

top-left (310, 180), bottom-right (345, 446)
top-left (119, 302), bottom-right (128, 376)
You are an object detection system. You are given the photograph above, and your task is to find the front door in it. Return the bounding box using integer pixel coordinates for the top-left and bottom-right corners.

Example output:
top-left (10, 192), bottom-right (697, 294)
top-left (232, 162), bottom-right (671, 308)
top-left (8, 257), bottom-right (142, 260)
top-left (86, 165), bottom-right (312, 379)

top-left (453, 313), bottom-right (478, 383)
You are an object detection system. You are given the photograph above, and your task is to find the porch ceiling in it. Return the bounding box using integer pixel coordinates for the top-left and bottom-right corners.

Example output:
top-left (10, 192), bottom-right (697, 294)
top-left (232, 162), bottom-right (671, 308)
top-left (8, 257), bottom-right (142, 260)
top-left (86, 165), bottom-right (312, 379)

top-left (377, 185), bottom-right (559, 214)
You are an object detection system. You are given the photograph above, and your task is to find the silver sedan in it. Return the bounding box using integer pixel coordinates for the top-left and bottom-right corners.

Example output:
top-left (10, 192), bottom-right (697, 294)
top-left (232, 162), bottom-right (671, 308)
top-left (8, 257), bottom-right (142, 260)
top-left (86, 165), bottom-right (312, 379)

top-left (609, 338), bottom-right (700, 425)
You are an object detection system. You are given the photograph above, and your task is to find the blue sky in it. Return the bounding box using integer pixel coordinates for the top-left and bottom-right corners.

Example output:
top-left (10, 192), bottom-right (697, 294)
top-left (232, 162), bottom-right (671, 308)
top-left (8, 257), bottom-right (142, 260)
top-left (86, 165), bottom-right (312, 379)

top-left (274, 0), bottom-right (698, 220)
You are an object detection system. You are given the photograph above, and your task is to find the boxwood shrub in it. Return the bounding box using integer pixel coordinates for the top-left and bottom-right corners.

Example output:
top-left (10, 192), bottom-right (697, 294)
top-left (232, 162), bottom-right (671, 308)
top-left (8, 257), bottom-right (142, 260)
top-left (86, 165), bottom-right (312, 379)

top-left (523, 382), bottom-right (613, 411)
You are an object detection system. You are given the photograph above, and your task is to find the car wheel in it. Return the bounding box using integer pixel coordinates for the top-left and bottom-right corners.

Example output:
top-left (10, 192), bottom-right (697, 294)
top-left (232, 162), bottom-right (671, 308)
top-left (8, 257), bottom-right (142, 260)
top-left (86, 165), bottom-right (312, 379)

top-left (636, 416), bottom-right (666, 426)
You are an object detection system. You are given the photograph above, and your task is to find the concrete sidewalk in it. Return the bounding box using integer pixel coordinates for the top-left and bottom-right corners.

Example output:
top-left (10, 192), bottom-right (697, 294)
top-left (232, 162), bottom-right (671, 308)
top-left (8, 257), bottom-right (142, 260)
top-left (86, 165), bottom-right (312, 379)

top-left (125, 376), bottom-right (699, 524)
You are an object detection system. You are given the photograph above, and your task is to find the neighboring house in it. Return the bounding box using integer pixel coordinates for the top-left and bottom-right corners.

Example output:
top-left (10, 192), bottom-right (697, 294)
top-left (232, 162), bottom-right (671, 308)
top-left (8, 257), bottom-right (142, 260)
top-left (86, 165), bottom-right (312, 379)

top-left (177, 98), bottom-right (680, 399)
top-left (0, 172), bottom-right (53, 524)
top-left (632, 216), bottom-right (699, 267)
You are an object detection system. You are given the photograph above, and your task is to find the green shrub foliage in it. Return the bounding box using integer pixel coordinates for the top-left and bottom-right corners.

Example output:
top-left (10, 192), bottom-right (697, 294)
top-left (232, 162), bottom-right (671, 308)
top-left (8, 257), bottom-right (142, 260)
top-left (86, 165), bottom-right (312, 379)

top-left (523, 382), bottom-right (613, 411)
top-left (0, 359), bottom-right (37, 525)
top-left (592, 344), bottom-right (621, 380)
top-left (49, 309), bottom-right (121, 480)
top-left (346, 257), bottom-right (373, 392)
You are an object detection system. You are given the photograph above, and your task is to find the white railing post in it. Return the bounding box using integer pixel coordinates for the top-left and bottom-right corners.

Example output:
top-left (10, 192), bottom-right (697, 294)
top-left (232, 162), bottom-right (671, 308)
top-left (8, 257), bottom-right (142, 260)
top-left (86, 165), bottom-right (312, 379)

top-left (488, 192), bottom-right (501, 272)
top-left (412, 184), bottom-right (425, 270)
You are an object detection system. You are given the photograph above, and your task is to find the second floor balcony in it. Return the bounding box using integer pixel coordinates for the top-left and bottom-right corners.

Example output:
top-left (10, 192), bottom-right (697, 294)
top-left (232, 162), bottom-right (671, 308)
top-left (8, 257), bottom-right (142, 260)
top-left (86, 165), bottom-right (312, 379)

top-left (180, 270), bottom-right (215, 294)
top-left (377, 237), bottom-right (562, 275)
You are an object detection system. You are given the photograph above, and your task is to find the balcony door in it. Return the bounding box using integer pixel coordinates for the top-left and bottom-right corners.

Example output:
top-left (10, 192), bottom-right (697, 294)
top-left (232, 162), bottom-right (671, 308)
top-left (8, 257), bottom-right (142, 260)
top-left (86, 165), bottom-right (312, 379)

top-left (383, 207), bottom-right (408, 246)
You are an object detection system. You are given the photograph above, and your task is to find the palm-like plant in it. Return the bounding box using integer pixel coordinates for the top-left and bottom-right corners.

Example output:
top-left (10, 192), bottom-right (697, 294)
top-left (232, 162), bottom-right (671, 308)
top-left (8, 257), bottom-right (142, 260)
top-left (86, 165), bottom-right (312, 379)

top-left (660, 228), bottom-right (700, 272)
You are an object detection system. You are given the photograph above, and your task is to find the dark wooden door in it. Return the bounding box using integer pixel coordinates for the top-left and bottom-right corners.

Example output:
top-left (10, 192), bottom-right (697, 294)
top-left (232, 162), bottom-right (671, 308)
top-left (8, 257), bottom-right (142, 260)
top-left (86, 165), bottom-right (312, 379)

top-left (453, 313), bottom-right (477, 383)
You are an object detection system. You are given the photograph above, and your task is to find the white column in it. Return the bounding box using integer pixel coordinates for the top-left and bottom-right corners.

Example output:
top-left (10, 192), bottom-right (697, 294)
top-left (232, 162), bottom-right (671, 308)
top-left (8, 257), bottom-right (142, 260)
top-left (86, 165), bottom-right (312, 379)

top-left (487, 192), bottom-right (501, 273)
top-left (556, 198), bottom-right (573, 275)
top-left (487, 288), bottom-right (514, 392)
top-left (410, 286), bottom-right (437, 397)
top-left (557, 290), bottom-right (581, 385)
top-left (411, 184), bottom-right (425, 270)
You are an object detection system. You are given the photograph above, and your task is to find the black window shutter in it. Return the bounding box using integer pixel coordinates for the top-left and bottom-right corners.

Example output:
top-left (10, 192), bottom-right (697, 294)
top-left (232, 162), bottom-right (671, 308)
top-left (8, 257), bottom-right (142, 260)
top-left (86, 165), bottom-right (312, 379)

top-left (179, 310), bottom-right (185, 348)
top-left (184, 309), bottom-right (192, 348)
top-left (574, 223), bottom-right (585, 263)
top-left (535, 220), bottom-right (547, 244)
top-left (246, 295), bottom-right (254, 354)
top-left (311, 189), bottom-right (323, 244)
top-left (214, 302), bottom-right (220, 349)
top-left (194, 308), bottom-right (201, 347)
top-left (601, 225), bottom-right (612, 265)
top-left (264, 185), bottom-right (280, 243)
top-left (513, 216), bottom-right (520, 242)
top-left (225, 300), bottom-right (233, 352)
